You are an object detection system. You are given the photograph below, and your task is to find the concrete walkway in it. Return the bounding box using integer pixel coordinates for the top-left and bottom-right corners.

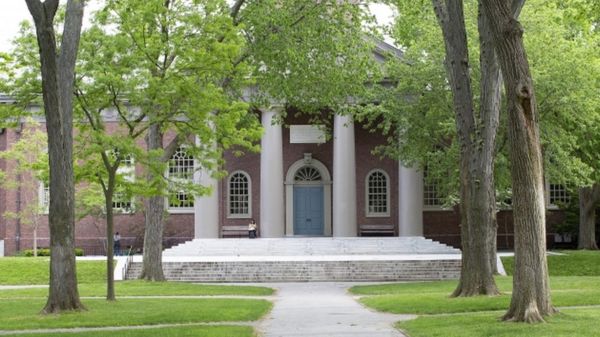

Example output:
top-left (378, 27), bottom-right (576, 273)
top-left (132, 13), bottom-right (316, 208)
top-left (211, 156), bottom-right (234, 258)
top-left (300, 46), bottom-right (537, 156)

top-left (256, 282), bottom-right (414, 337)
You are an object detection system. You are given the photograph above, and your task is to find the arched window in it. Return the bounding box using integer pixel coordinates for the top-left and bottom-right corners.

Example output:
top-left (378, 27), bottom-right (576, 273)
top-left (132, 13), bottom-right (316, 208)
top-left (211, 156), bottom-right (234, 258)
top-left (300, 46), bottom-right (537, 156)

top-left (366, 169), bottom-right (390, 217)
top-left (294, 166), bottom-right (322, 182)
top-left (168, 147), bottom-right (194, 211)
top-left (228, 171), bottom-right (251, 218)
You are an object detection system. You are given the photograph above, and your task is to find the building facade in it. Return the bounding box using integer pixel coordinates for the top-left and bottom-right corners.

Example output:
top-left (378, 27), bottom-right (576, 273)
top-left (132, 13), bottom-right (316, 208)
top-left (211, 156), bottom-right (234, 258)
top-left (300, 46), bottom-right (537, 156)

top-left (0, 105), bottom-right (569, 256)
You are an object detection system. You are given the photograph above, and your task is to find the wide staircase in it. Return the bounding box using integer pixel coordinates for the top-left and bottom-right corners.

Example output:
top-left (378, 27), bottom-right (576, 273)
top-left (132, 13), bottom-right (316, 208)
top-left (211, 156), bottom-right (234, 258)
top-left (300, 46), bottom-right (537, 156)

top-left (126, 237), bottom-right (462, 282)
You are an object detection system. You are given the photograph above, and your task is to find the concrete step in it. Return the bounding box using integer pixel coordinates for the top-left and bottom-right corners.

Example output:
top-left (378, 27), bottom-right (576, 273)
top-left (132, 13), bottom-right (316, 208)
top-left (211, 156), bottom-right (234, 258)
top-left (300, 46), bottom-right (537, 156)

top-left (163, 237), bottom-right (460, 257)
top-left (125, 258), bottom-right (461, 282)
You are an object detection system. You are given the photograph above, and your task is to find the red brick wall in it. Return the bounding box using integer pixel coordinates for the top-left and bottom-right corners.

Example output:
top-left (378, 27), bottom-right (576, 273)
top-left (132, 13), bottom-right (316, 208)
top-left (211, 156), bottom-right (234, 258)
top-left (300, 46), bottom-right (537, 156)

top-left (0, 123), bottom-right (194, 256)
top-left (424, 208), bottom-right (566, 250)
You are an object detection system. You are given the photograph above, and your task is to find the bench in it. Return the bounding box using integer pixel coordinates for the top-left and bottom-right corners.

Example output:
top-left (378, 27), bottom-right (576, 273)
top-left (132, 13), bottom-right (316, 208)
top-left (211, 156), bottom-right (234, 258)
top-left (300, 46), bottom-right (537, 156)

top-left (359, 224), bottom-right (396, 236)
top-left (221, 225), bottom-right (251, 238)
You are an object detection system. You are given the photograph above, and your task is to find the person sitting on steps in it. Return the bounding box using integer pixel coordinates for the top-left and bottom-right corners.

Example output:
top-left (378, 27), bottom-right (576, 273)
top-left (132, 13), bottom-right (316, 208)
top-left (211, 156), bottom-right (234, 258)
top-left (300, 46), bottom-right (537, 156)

top-left (248, 219), bottom-right (257, 239)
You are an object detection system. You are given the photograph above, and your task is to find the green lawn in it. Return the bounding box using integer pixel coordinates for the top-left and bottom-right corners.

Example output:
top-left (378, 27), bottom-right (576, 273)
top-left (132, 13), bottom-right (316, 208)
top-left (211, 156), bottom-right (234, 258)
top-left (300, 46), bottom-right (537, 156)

top-left (352, 250), bottom-right (600, 337)
top-left (501, 250), bottom-right (600, 276)
top-left (0, 258), bottom-right (274, 335)
top-left (0, 325), bottom-right (255, 337)
top-left (397, 309), bottom-right (600, 337)
top-left (0, 280), bottom-right (274, 298)
top-left (0, 257), bottom-right (105, 284)
top-left (352, 276), bottom-right (600, 314)
top-left (0, 298), bottom-right (271, 330)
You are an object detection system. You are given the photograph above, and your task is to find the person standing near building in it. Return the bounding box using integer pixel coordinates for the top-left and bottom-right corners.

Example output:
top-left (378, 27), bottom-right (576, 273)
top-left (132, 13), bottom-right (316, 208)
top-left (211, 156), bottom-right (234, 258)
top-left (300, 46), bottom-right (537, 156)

top-left (113, 232), bottom-right (121, 256)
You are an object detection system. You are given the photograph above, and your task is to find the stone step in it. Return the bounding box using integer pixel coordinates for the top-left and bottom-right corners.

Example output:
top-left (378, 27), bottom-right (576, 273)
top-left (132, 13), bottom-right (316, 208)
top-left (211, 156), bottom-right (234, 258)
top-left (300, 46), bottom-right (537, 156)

top-left (163, 237), bottom-right (460, 257)
top-left (125, 259), bottom-right (461, 282)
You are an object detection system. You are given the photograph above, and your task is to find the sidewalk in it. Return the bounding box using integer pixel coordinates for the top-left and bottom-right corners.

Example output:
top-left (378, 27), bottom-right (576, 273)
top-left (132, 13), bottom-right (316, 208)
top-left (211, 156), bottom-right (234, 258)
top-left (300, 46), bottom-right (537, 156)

top-left (256, 282), bottom-right (414, 337)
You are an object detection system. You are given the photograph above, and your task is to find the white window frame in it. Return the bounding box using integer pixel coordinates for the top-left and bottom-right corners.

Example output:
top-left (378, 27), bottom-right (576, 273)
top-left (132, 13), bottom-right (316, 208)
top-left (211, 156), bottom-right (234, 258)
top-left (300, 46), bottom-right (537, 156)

top-left (423, 168), bottom-right (444, 210)
top-left (365, 169), bottom-right (390, 217)
top-left (167, 147), bottom-right (195, 214)
top-left (38, 181), bottom-right (49, 214)
top-left (546, 182), bottom-right (569, 210)
top-left (113, 153), bottom-right (135, 214)
top-left (227, 170), bottom-right (252, 219)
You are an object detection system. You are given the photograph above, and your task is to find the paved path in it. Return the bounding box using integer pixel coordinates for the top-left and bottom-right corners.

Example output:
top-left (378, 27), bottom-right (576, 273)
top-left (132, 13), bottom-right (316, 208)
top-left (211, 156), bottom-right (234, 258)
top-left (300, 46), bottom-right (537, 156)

top-left (256, 282), bottom-right (414, 337)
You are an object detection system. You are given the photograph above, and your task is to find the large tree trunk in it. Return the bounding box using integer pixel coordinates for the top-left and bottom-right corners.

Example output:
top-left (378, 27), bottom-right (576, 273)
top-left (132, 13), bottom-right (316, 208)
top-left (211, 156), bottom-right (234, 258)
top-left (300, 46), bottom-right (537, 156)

top-left (480, 0), bottom-right (555, 322)
top-left (578, 184), bottom-right (599, 250)
top-left (477, 0), bottom-right (524, 276)
top-left (432, 0), bottom-right (499, 297)
top-left (140, 124), bottom-right (166, 281)
top-left (25, 0), bottom-right (85, 313)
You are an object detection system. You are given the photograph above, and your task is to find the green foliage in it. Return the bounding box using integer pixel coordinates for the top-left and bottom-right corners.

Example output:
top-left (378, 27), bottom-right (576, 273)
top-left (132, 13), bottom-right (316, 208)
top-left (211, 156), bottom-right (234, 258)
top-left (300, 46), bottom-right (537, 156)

top-left (0, 298), bottom-right (271, 330)
top-left (366, 0), bottom-right (600, 203)
top-left (524, 0), bottom-right (600, 187)
top-left (501, 250), bottom-right (600, 276)
top-left (242, 0), bottom-right (381, 114)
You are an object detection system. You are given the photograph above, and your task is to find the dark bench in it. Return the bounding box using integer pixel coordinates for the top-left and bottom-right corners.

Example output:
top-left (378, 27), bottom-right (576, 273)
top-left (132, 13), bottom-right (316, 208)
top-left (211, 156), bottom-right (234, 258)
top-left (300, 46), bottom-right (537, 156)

top-left (359, 224), bottom-right (396, 236)
top-left (221, 225), bottom-right (251, 238)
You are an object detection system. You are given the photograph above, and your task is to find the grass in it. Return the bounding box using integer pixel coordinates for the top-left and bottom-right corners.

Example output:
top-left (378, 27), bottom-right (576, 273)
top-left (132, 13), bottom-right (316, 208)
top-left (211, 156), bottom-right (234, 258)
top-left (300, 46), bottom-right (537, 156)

top-left (0, 257), bottom-right (105, 285)
top-left (352, 250), bottom-right (600, 337)
top-left (501, 250), bottom-right (600, 276)
top-left (0, 258), bottom-right (274, 335)
top-left (0, 325), bottom-right (256, 337)
top-left (0, 280), bottom-right (274, 298)
top-left (351, 276), bottom-right (600, 314)
top-left (396, 309), bottom-right (600, 337)
top-left (0, 298), bottom-right (271, 330)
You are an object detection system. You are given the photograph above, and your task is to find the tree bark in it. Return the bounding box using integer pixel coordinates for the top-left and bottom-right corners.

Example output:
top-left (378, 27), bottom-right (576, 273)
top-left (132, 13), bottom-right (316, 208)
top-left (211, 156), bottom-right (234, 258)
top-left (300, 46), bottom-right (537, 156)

top-left (578, 184), bottom-right (599, 250)
top-left (140, 124), bottom-right (166, 281)
top-left (480, 0), bottom-right (555, 322)
top-left (432, 0), bottom-right (499, 297)
top-left (102, 172), bottom-right (117, 301)
top-left (25, 0), bottom-right (85, 313)
top-left (477, 0), bottom-right (524, 276)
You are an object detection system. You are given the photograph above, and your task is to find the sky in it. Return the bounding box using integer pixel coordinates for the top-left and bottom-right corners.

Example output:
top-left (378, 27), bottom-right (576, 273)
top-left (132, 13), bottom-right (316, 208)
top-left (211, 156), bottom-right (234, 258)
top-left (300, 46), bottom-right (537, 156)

top-left (0, 1), bottom-right (395, 53)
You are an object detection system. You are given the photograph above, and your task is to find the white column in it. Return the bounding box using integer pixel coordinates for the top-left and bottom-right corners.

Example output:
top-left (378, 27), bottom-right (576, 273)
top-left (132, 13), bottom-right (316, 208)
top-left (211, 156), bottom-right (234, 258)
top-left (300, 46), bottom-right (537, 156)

top-left (194, 137), bottom-right (219, 238)
top-left (194, 171), bottom-right (219, 238)
top-left (260, 108), bottom-right (285, 237)
top-left (332, 114), bottom-right (357, 237)
top-left (398, 165), bottom-right (424, 236)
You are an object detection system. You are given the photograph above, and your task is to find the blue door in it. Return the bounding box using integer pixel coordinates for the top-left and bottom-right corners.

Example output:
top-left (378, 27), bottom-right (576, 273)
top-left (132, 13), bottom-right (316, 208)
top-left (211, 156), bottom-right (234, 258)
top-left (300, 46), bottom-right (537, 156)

top-left (293, 186), bottom-right (324, 236)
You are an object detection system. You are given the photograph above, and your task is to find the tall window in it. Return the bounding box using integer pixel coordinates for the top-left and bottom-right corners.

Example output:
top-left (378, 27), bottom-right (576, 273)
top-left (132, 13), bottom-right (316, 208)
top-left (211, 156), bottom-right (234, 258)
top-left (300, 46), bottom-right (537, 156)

top-left (366, 169), bottom-right (389, 217)
top-left (548, 183), bottom-right (570, 206)
top-left (168, 147), bottom-right (194, 211)
top-left (423, 168), bottom-right (443, 208)
top-left (38, 181), bottom-right (49, 213)
top-left (113, 151), bottom-right (135, 213)
top-left (228, 171), bottom-right (251, 218)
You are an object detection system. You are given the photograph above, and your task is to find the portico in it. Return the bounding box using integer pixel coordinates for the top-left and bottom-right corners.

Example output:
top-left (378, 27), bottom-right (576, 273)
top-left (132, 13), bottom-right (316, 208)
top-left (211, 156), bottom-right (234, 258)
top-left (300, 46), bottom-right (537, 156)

top-left (194, 108), bottom-right (424, 238)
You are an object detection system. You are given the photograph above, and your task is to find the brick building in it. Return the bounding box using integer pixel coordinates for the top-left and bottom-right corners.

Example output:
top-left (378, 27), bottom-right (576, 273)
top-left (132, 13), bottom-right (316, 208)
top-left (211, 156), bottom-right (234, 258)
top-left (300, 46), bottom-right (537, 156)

top-left (0, 107), bottom-right (566, 256)
top-left (0, 41), bottom-right (567, 256)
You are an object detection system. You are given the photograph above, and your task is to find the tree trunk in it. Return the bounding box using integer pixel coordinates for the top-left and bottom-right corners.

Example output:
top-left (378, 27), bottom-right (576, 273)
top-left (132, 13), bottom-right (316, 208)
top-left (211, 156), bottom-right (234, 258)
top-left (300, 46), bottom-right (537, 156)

top-left (25, 0), bottom-right (85, 313)
top-left (104, 175), bottom-right (116, 301)
top-left (432, 0), bottom-right (499, 297)
top-left (480, 0), bottom-right (555, 322)
top-left (578, 184), bottom-right (599, 250)
top-left (33, 227), bottom-right (38, 257)
top-left (477, 0), bottom-right (524, 276)
top-left (140, 124), bottom-right (166, 281)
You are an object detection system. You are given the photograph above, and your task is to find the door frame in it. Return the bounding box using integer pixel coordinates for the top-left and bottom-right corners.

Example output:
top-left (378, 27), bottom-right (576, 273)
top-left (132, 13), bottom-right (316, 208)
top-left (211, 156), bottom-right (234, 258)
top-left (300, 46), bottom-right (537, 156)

top-left (285, 156), bottom-right (332, 236)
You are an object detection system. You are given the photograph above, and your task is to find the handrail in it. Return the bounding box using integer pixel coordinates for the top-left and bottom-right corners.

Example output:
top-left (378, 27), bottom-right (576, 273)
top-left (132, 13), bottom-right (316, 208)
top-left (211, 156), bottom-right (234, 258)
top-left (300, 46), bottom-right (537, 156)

top-left (121, 250), bottom-right (134, 280)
